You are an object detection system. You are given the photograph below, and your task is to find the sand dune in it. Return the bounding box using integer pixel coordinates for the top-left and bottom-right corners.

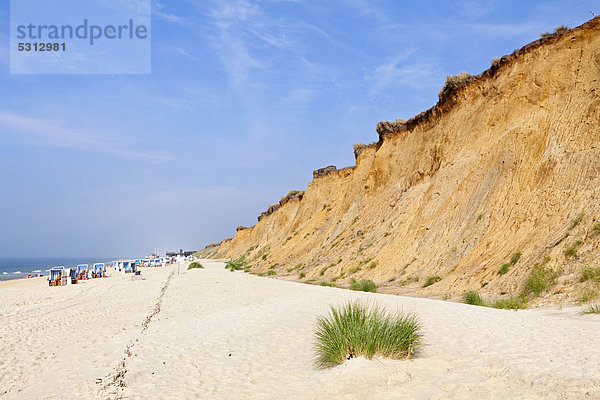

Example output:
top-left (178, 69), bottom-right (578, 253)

top-left (1, 260), bottom-right (599, 399)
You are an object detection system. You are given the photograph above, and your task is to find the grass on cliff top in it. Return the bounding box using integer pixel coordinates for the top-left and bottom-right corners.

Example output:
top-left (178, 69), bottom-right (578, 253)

top-left (188, 262), bottom-right (204, 270)
top-left (350, 279), bottom-right (377, 293)
top-left (313, 301), bottom-right (422, 368)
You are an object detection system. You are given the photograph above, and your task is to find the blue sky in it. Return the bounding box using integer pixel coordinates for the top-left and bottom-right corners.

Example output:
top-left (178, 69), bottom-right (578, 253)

top-left (0, 0), bottom-right (597, 257)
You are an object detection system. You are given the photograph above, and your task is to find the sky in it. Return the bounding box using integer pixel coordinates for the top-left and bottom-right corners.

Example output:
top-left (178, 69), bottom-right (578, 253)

top-left (0, 0), bottom-right (597, 258)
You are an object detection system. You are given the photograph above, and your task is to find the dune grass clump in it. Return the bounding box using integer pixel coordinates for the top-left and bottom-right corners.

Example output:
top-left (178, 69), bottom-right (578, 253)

top-left (492, 296), bottom-right (527, 310)
top-left (423, 275), bottom-right (441, 287)
top-left (593, 222), bottom-right (600, 236)
top-left (463, 291), bottom-right (484, 306)
top-left (267, 270), bottom-right (276, 276)
top-left (350, 279), bottom-right (377, 293)
top-left (582, 303), bottom-right (600, 314)
top-left (498, 263), bottom-right (510, 275)
top-left (225, 258), bottom-right (248, 271)
top-left (313, 301), bottom-right (422, 368)
top-left (320, 281), bottom-right (334, 287)
top-left (299, 272), bottom-right (306, 279)
top-left (188, 262), bottom-right (204, 270)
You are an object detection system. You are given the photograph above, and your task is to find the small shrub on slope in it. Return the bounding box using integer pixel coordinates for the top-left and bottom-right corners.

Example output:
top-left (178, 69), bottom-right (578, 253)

top-left (463, 291), bottom-right (484, 306)
top-left (423, 276), bottom-right (441, 287)
top-left (350, 279), bottom-right (377, 293)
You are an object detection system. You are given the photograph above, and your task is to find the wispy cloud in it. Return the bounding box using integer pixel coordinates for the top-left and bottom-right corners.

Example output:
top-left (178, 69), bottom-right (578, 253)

top-left (0, 111), bottom-right (172, 163)
top-left (455, 0), bottom-right (497, 19)
top-left (153, 0), bottom-right (186, 24)
top-left (205, 0), bottom-right (296, 87)
top-left (464, 22), bottom-right (538, 37)
top-left (368, 50), bottom-right (442, 95)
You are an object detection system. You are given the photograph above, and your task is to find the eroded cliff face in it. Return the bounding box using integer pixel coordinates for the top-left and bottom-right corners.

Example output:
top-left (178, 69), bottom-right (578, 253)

top-left (203, 18), bottom-right (600, 304)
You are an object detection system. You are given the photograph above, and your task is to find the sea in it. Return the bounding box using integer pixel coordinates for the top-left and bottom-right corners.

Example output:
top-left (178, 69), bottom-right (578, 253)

top-left (0, 257), bottom-right (117, 281)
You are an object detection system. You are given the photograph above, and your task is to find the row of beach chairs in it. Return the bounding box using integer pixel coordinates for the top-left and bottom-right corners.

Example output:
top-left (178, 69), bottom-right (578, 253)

top-left (48, 263), bottom-right (106, 287)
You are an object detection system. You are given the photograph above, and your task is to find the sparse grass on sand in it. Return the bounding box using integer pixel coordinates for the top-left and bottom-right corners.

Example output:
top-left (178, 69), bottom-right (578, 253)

top-left (313, 301), bottom-right (422, 368)
top-left (320, 281), bottom-right (334, 287)
top-left (579, 288), bottom-right (597, 303)
top-left (492, 296), bottom-right (527, 310)
top-left (581, 303), bottom-right (600, 315)
top-left (225, 258), bottom-right (248, 271)
top-left (350, 279), bottom-right (377, 293)
top-left (188, 262), bottom-right (204, 270)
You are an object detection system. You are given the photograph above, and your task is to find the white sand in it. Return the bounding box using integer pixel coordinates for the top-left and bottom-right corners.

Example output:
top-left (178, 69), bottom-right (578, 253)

top-left (1, 260), bottom-right (599, 399)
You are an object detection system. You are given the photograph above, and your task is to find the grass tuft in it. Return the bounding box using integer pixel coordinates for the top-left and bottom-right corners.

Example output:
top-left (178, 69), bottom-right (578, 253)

top-left (521, 265), bottom-right (557, 300)
top-left (582, 303), bottom-right (600, 314)
top-left (498, 263), bottom-right (510, 275)
top-left (510, 251), bottom-right (522, 265)
top-left (579, 288), bottom-right (597, 303)
top-left (350, 279), bottom-right (377, 293)
top-left (570, 213), bottom-right (584, 229)
top-left (313, 301), bottom-right (422, 368)
top-left (288, 263), bottom-right (303, 272)
top-left (565, 240), bottom-right (582, 257)
top-left (320, 281), bottom-right (334, 287)
top-left (267, 270), bottom-right (276, 276)
top-left (593, 222), bottom-right (600, 236)
top-left (188, 262), bottom-right (204, 270)
top-left (554, 25), bottom-right (569, 33)
top-left (492, 296), bottom-right (526, 310)
top-left (463, 291), bottom-right (484, 306)
top-left (581, 267), bottom-right (600, 283)
top-left (226, 257), bottom-right (248, 271)
top-left (299, 272), bottom-right (306, 279)
top-left (423, 275), bottom-right (441, 288)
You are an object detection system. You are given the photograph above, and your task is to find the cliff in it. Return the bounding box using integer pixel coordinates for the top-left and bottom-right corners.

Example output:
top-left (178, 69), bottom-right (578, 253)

top-left (202, 18), bottom-right (600, 305)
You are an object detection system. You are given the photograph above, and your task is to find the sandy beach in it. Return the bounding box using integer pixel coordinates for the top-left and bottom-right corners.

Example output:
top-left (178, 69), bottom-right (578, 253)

top-left (1, 260), bottom-right (599, 399)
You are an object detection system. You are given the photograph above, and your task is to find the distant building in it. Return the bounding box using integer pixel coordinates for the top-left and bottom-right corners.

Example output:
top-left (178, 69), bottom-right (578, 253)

top-left (166, 250), bottom-right (196, 257)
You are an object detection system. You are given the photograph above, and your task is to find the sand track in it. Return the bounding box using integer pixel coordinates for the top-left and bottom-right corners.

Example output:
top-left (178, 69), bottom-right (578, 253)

top-left (1, 260), bottom-right (599, 399)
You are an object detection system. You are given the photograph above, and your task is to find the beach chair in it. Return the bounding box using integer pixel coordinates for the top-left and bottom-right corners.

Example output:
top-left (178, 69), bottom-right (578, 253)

top-left (63, 268), bottom-right (77, 285)
top-left (76, 264), bottom-right (89, 281)
top-left (92, 263), bottom-right (105, 278)
top-left (123, 261), bottom-right (136, 273)
top-left (48, 266), bottom-right (64, 286)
